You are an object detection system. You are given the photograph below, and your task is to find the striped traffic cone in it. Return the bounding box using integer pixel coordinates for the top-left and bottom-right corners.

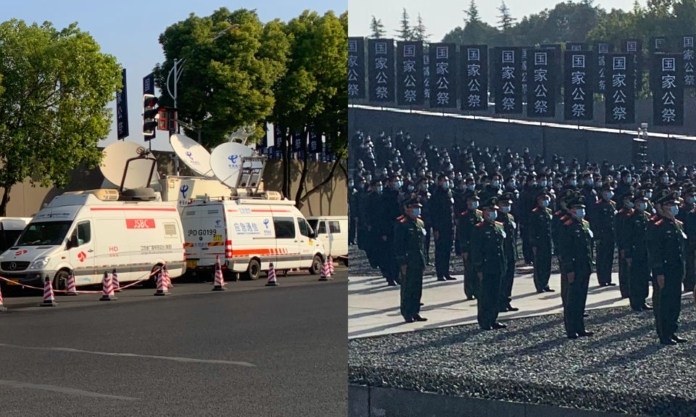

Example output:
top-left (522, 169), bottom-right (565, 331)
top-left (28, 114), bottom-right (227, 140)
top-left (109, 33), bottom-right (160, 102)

top-left (112, 269), bottom-right (121, 292)
top-left (65, 271), bottom-right (78, 296)
top-left (212, 256), bottom-right (225, 291)
top-left (328, 255), bottom-right (335, 275)
top-left (154, 269), bottom-right (169, 296)
top-left (265, 263), bottom-right (278, 287)
top-left (163, 264), bottom-right (173, 289)
top-left (39, 276), bottom-right (57, 307)
top-left (319, 257), bottom-right (331, 281)
top-left (100, 271), bottom-right (117, 301)
top-left (0, 283), bottom-right (7, 312)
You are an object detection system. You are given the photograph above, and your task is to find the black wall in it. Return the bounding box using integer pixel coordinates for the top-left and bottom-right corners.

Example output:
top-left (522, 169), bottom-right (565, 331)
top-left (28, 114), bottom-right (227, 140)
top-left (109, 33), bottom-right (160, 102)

top-left (349, 106), bottom-right (696, 166)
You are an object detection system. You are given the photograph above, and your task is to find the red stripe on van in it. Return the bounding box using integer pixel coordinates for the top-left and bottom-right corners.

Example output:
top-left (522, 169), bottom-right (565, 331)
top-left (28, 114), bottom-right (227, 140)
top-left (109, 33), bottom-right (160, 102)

top-left (90, 207), bottom-right (177, 212)
top-left (250, 209), bottom-right (291, 213)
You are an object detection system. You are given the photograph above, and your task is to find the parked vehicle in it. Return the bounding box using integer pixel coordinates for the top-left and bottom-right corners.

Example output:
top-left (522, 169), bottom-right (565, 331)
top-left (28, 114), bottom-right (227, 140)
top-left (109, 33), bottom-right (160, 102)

top-left (306, 216), bottom-right (348, 265)
top-left (0, 217), bottom-right (31, 253)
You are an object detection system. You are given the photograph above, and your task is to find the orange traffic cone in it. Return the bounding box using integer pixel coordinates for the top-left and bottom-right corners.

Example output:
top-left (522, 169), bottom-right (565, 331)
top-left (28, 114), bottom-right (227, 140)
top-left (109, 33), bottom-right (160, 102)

top-left (319, 257), bottom-right (332, 282)
top-left (65, 271), bottom-right (78, 296)
top-left (154, 268), bottom-right (169, 296)
top-left (100, 271), bottom-right (117, 301)
top-left (163, 264), bottom-right (173, 289)
top-left (39, 276), bottom-right (57, 307)
top-left (328, 255), bottom-right (335, 275)
top-left (212, 256), bottom-right (225, 291)
top-left (0, 283), bottom-right (7, 312)
top-left (265, 263), bottom-right (278, 287)
top-left (112, 269), bottom-right (121, 292)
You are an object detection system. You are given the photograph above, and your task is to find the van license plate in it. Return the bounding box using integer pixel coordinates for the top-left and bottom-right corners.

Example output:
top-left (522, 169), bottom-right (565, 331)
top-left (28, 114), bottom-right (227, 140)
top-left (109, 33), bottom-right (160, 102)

top-left (186, 260), bottom-right (198, 269)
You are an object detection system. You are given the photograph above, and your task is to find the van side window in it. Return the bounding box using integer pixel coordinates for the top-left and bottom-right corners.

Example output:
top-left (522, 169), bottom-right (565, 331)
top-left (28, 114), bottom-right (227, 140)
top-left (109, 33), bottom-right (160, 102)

top-left (76, 221), bottom-right (91, 245)
top-left (329, 221), bottom-right (341, 233)
top-left (298, 218), bottom-right (310, 237)
top-left (317, 221), bottom-right (327, 234)
top-left (273, 217), bottom-right (296, 239)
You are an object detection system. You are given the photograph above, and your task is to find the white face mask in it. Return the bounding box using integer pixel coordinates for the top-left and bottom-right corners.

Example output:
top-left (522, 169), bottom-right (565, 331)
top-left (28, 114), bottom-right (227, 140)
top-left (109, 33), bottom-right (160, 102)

top-left (487, 211), bottom-right (498, 221)
top-left (574, 208), bottom-right (586, 219)
top-left (501, 206), bottom-right (511, 213)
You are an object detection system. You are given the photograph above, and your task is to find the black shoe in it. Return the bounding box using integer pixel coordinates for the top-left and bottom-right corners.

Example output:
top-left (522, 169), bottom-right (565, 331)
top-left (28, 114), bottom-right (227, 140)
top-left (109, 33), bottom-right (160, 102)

top-left (420, 303), bottom-right (424, 306)
top-left (414, 315), bottom-right (427, 322)
top-left (437, 277), bottom-right (447, 282)
top-left (672, 335), bottom-right (687, 343)
top-left (661, 339), bottom-right (677, 345)
top-left (492, 322), bottom-right (507, 329)
top-left (507, 305), bottom-right (519, 312)
top-left (583, 312), bottom-right (589, 317)
top-left (567, 333), bottom-right (578, 339)
top-left (426, 262), bottom-right (433, 266)
top-left (543, 287), bottom-right (556, 292)
top-left (536, 289), bottom-right (545, 294)
top-left (404, 318), bottom-right (415, 323)
top-left (641, 304), bottom-right (653, 311)
top-left (577, 331), bottom-right (594, 337)
top-left (607, 282), bottom-right (617, 286)
top-left (466, 296), bottom-right (475, 301)
top-left (445, 275), bottom-right (457, 281)
top-left (387, 282), bottom-right (397, 287)
top-left (480, 325), bottom-right (493, 331)
top-left (621, 294), bottom-right (629, 299)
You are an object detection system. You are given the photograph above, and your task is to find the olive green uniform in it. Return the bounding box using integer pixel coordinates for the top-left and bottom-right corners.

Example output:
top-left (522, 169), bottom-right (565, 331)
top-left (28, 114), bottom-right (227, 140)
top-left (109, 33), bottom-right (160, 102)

top-left (394, 215), bottom-right (427, 321)
top-left (558, 216), bottom-right (593, 337)
top-left (470, 220), bottom-right (507, 329)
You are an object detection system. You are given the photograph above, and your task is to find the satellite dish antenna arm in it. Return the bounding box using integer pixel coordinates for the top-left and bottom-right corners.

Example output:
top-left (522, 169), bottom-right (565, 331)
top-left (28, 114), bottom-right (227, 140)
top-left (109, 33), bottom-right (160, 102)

top-left (119, 151), bottom-right (158, 193)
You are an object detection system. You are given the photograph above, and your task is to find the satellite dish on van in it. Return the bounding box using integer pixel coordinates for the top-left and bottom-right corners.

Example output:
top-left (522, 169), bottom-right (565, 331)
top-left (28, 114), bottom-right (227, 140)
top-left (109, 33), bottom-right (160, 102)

top-left (100, 141), bottom-right (156, 190)
top-left (209, 142), bottom-right (254, 188)
top-left (170, 134), bottom-right (216, 178)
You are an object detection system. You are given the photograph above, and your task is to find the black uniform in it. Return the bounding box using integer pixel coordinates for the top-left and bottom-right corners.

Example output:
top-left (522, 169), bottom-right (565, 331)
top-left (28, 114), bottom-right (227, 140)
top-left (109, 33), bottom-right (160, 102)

top-left (591, 198), bottom-right (617, 286)
top-left (529, 204), bottom-right (553, 292)
top-left (457, 204), bottom-right (482, 299)
top-left (363, 190), bottom-right (381, 268)
top-left (348, 186), bottom-right (359, 245)
top-left (558, 214), bottom-right (593, 338)
top-left (377, 187), bottom-right (402, 285)
top-left (418, 189), bottom-right (432, 265)
top-left (394, 213), bottom-right (427, 322)
top-left (683, 207), bottom-right (696, 293)
top-left (470, 219), bottom-right (507, 330)
top-left (625, 208), bottom-right (651, 311)
top-left (647, 214), bottom-right (686, 344)
top-left (615, 206), bottom-right (634, 298)
top-left (498, 209), bottom-right (518, 310)
top-left (430, 187), bottom-right (455, 280)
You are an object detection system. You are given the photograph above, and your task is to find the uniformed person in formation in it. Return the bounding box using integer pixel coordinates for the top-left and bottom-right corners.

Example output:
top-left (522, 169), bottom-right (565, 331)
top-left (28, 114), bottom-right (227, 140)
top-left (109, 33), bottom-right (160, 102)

top-left (591, 183), bottom-right (617, 287)
top-left (470, 197), bottom-right (508, 330)
top-left (497, 192), bottom-right (519, 312)
top-left (394, 198), bottom-right (428, 323)
top-left (625, 191), bottom-right (653, 312)
top-left (457, 191), bottom-right (482, 300)
top-left (646, 190), bottom-right (687, 345)
top-left (553, 189), bottom-right (576, 308)
top-left (530, 190), bottom-right (554, 293)
top-left (430, 174), bottom-right (456, 281)
top-left (558, 195), bottom-right (595, 339)
top-left (679, 184), bottom-right (696, 294)
top-left (615, 191), bottom-right (635, 299)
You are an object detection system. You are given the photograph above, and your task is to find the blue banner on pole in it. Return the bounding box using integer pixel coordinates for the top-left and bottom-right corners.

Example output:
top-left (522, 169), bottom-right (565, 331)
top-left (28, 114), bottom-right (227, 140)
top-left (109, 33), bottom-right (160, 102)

top-left (116, 68), bottom-right (129, 140)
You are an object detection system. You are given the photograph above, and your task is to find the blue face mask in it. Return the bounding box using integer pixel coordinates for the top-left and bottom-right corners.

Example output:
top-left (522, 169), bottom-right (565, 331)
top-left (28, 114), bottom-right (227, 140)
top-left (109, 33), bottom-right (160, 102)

top-left (670, 205), bottom-right (680, 216)
top-left (637, 202), bottom-right (647, 211)
top-left (412, 208), bottom-right (421, 217)
top-left (586, 179), bottom-right (594, 186)
top-left (395, 181), bottom-right (403, 188)
top-left (376, 186), bottom-right (383, 193)
top-left (646, 191), bottom-right (653, 199)
top-left (541, 200), bottom-right (549, 207)
top-left (626, 201), bottom-right (634, 208)
top-left (407, 185), bottom-right (415, 191)
top-left (570, 180), bottom-right (577, 187)
top-left (574, 208), bottom-right (586, 219)
top-left (689, 196), bottom-right (696, 205)
top-left (540, 181), bottom-right (547, 187)
top-left (492, 180), bottom-right (500, 187)
top-left (501, 206), bottom-right (511, 213)
top-left (469, 201), bottom-right (479, 209)
top-left (467, 184), bottom-right (475, 191)
top-left (488, 211), bottom-right (498, 221)
top-left (605, 191), bottom-right (614, 200)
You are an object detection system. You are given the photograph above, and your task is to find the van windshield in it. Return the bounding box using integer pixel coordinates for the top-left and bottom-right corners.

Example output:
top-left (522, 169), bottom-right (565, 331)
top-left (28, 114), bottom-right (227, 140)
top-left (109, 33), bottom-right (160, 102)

top-left (15, 221), bottom-right (73, 246)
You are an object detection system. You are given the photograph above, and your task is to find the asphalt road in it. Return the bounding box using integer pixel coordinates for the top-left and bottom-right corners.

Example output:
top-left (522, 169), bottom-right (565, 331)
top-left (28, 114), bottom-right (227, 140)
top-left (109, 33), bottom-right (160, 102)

top-left (0, 270), bottom-right (348, 417)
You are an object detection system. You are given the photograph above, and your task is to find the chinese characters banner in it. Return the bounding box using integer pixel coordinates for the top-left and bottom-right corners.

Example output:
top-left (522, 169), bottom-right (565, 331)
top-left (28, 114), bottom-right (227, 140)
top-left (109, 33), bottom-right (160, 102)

top-left (397, 41), bottom-right (424, 106)
top-left (566, 42), bottom-right (587, 52)
top-left (521, 48), bottom-right (528, 98)
top-left (605, 54), bottom-right (635, 125)
top-left (621, 39), bottom-right (643, 95)
top-left (429, 43), bottom-right (458, 108)
top-left (348, 37), bottom-right (366, 100)
top-left (492, 47), bottom-right (523, 114)
top-left (308, 127), bottom-right (323, 153)
top-left (682, 35), bottom-right (695, 88)
top-left (423, 50), bottom-right (430, 101)
top-left (367, 39), bottom-right (395, 103)
top-left (563, 51), bottom-right (595, 121)
top-left (594, 41), bottom-right (613, 94)
top-left (460, 45), bottom-right (488, 111)
top-left (649, 36), bottom-right (671, 91)
top-left (652, 53), bottom-right (684, 127)
top-left (540, 44), bottom-right (563, 98)
top-left (116, 68), bottom-right (129, 140)
top-left (292, 130), bottom-right (305, 153)
top-left (527, 49), bottom-right (556, 118)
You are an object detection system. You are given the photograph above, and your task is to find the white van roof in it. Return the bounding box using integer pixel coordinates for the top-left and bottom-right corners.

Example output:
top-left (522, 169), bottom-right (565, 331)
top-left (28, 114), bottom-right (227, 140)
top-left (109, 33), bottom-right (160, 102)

top-left (0, 217), bottom-right (31, 230)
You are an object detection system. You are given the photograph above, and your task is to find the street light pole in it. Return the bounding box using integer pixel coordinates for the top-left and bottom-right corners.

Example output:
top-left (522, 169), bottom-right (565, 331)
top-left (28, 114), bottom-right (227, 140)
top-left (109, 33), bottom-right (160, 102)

top-left (165, 25), bottom-right (238, 143)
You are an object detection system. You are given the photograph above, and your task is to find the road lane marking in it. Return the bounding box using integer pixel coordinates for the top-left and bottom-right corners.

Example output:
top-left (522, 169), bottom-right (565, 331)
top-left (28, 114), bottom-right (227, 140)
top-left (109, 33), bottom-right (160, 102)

top-left (0, 380), bottom-right (139, 400)
top-left (0, 343), bottom-right (256, 367)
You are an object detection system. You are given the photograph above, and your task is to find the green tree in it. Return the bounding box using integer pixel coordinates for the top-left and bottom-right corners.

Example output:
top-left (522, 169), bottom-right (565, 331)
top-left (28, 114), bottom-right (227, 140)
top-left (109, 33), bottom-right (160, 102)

top-left (0, 20), bottom-right (121, 215)
top-left (412, 13), bottom-right (430, 42)
top-left (153, 8), bottom-right (290, 148)
top-left (270, 10), bottom-right (347, 207)
top-left (369, 16), bottom-right (386, 38)
top-left (443, 0), bottom-right (499, 45)
top-left (497, 1), bottom-right (517, 31)
top-left (396, 8), bottom-right (412, 41)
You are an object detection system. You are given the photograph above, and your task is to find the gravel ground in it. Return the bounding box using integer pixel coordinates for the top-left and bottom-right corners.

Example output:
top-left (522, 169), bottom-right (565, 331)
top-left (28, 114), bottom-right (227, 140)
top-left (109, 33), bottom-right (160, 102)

top-left (349, 241), bottom-right (619, 277)
top-left (349, 299), bottom-right (696, 416)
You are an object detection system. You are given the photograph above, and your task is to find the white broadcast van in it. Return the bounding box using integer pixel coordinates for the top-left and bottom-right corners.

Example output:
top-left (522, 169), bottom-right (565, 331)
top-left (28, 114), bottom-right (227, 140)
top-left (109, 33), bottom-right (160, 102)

top-left (0, 189), bottom-right (186, 290)
top-left (306, 216), bottom-right (348, 261)
top-left (182, 192), bottom-right (326, 280)
top-left (0, 217), bottom-right (32, 253)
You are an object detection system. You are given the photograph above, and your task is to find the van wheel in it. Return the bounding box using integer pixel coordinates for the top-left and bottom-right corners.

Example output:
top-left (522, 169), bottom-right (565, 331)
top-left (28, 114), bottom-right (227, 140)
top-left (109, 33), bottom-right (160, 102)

top-left (309, 255), bottom-right (322, 275)
top-left (243, 259), bottom-right (261, 280)
top-left (53, 270), bottom-right (69, 292)
top-left (144, 265), bottom-right (161, 288)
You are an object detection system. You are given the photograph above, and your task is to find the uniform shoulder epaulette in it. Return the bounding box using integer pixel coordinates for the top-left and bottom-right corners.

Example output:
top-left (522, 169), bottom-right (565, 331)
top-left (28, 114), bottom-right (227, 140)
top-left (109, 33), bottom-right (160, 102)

top-left (495, 221), bottom-right (504, 226)
top-left (560, 214), bottom-right (569, 221)
top-left (475, 209), bottom-right (482, 214)
top-left (595, 199), bottom-right (602, 204)
top-left (398, 217), bottom-right (408, 223)
top-left (554, 210), bottom-right (562, 215)
top-left (675, 219), bottom-right (683, 226)
top-left (563, 219), bottom-right (573, 226)
top-left (397, 214), bottom-right (405, 220)
top-left (532, 207), bottom-right (539, 212)
top-left (650, 215), bottom-right (659, 222)
top-left (582, 219), bottom-right (589, 226)
top-left (618, 208), bottom-right (625, 214)
top-left (655, 219), bottom-right (664, 226)
top-left (627, 210), bottom-right (635, 217)
top-left (460, 210), bottom-right (468, 216)
top-left (476, 221), bottom-right (485, 227)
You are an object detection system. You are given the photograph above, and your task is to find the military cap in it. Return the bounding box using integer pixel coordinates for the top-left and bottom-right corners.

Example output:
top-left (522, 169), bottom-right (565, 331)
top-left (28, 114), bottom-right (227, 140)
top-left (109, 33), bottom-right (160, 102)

top-left (600, 183), bottom-right (614, 192)
top-left (633, 190), bottom-right (650, 202)
top-left (567, 195), bottom-right (586, 209)
top-left (564, 173), bottom-right (576, 180)
top-left (641, 182), bottom-right (654, 190)
top-left (621, 169), bottom-right (631, 177)
top-left (651, 189), bottom-right (670, 204)
top-left (656, 190), bottom-right (682, 206)
top-left (499, 192), bottom-right (514, 203)
top-left (370, 178), bottom-right (382, 186)
top-left (481, 196), bottom-right (499, 210)
top-left (536, 189), bottom-right (551, 200)
top-left (559, 189), bottom-right (578, 203)
top-left (465, 190), bottom-right (480, 201)
top-left (403, 198), bottom-right (422, 208)
top-left (619, 190), bottom-right (634, 201)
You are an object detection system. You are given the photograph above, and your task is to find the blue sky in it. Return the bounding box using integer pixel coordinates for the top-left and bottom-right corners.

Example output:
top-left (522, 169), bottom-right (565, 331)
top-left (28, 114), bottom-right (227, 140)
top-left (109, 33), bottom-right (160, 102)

top-left (3, 0), bottom-right (346, 151)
